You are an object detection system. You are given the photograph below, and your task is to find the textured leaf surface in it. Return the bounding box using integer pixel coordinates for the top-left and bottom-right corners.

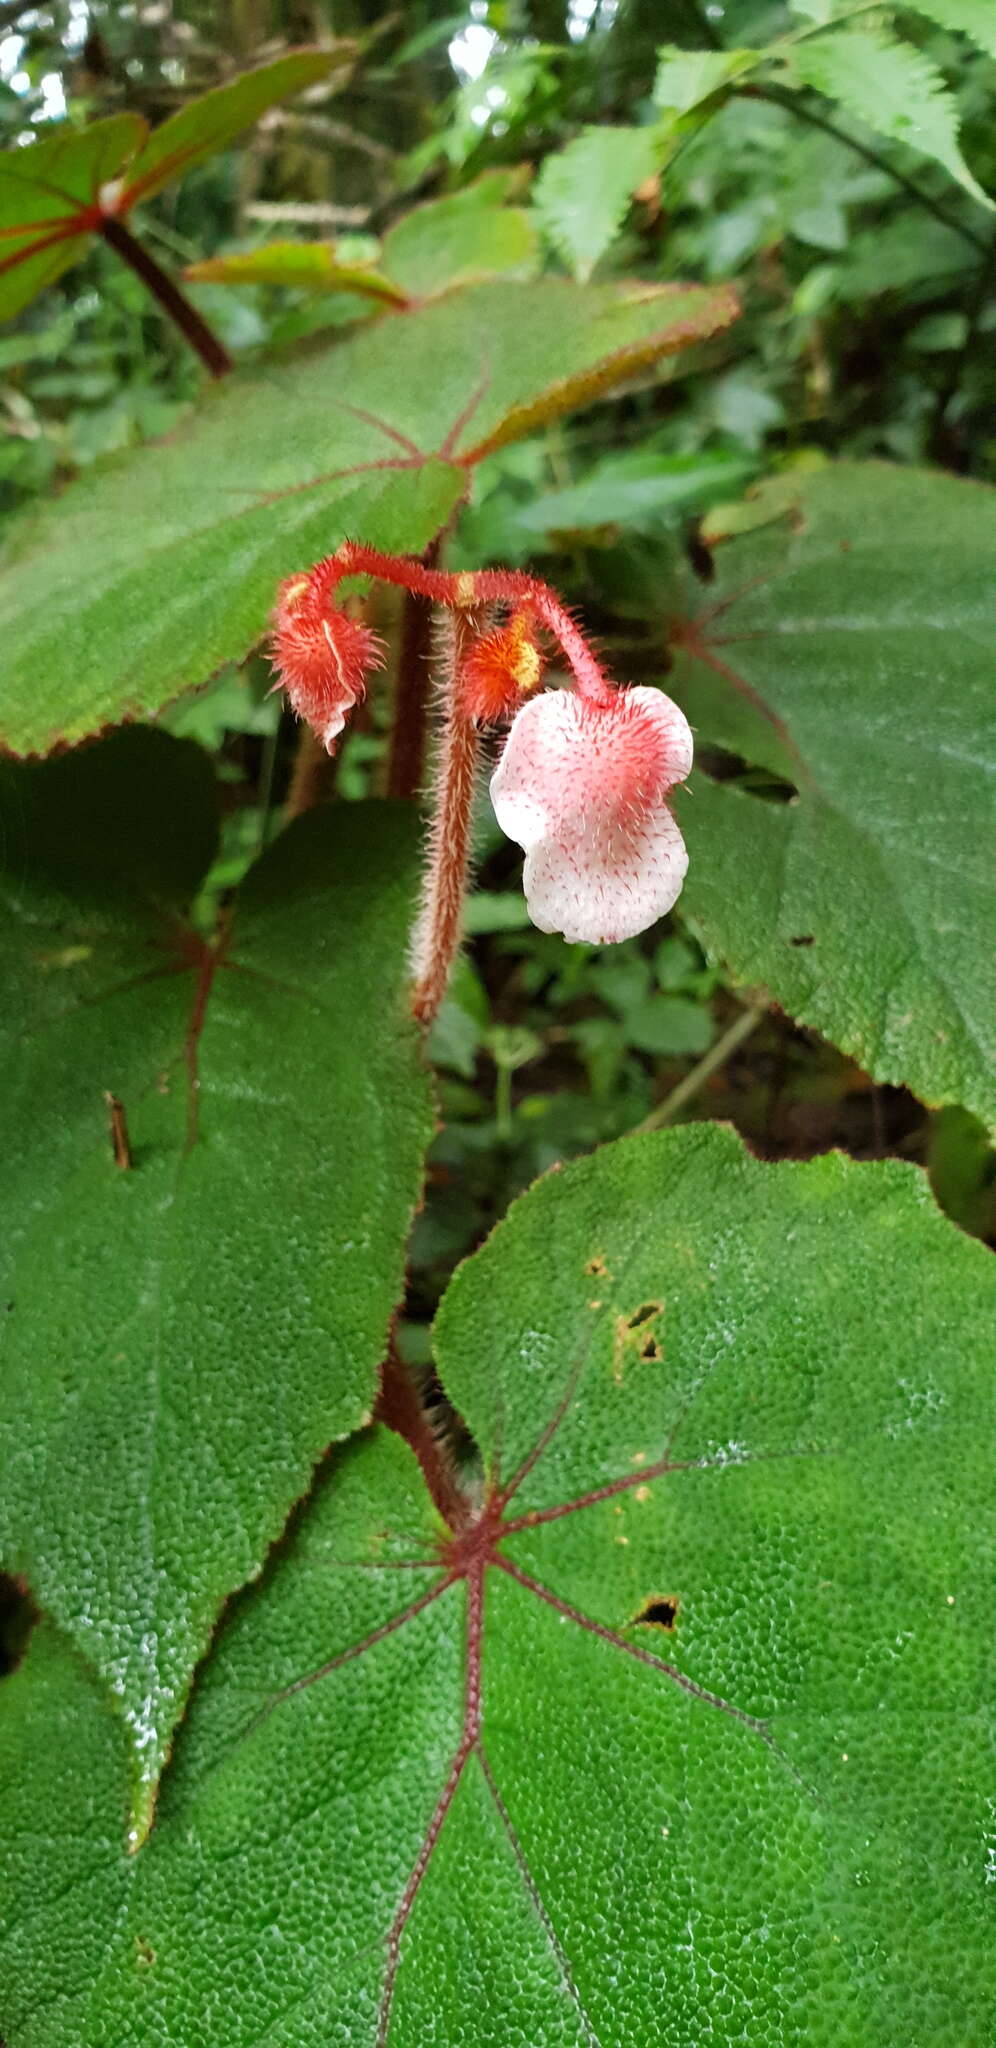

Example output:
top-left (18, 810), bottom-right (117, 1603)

top-left (0, 276), bottom-right (736, 756)
top-left (0, 115), bottom-right (143, 320)
top-left (786, 27), bottom-right (994, 207)
top-left (0, 731), bottom-right (433, 1829)
top-left (673, 463), bottom-right (996, 1130)
top-left (2, 1126), bottom-right (994, 2044)
top-left (532, 126), bottom-right (660, 280)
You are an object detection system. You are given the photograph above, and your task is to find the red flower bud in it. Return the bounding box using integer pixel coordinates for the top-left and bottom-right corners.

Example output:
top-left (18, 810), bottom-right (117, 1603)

top-left (271, 568), bottom-right (385, 752)
top-left (461, 611), bottom-right (544, 726)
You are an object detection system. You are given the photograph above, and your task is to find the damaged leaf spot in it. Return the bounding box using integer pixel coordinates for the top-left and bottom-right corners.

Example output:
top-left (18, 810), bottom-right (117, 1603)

top-left (613, 1302), bottom-right (664, 1384)
top-left (634, 1596), bottom-right (679, 1632)
top-left (585, 1254), bottom-right (611, 1279)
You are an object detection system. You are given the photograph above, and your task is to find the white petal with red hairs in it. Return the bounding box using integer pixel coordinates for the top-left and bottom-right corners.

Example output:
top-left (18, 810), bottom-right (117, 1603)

top-left (490, 685), bottom-right (693, 945)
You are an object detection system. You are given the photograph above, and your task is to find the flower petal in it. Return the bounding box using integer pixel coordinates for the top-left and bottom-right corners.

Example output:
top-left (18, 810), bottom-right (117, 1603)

top-left (523, 804), bottom-right (689, 945)
top-left (490, 684), bottom-right (693, 851)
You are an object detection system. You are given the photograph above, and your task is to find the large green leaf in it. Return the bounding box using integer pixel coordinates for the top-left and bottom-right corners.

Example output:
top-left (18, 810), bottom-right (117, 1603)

top-left (0, 276), bottom-right (736, 757)
top-left (671, 462), bottom-right (996, 1131)
top-left (0, 54), bottom-right (347, 322)
top-left (2, 1126), bottom-right (993, 2042)
top-left (0, 730), bottom-right (433, 1834)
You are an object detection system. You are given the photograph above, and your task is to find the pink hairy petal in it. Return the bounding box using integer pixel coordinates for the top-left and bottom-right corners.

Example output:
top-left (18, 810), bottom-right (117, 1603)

top-left (524, 804), bottom-right (689, 945)
top-left (490, 685), bottom-right (692, 846)
top-left (490, 684), bottom-right (693, 945)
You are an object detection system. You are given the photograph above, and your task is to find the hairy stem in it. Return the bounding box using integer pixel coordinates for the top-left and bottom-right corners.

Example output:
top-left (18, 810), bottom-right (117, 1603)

top-left (374, 1343), bottom-right (468, 1532)
top-left (99, 215), bottom-right (234, 378)
top-left (284, 724), bottom-right (338, 819)
top-left (387, 539), bottom-right (440, 799)
top-left (316, 544), bottom-right (614, 704)
top-left (411, 609), bottom-right (482, 1026)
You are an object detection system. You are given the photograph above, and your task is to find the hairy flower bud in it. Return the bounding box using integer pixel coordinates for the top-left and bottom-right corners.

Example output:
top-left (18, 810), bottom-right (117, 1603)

top-left (461, 611), bottom-right (544, 725)
top-left (271, 569), bottom-right (384, 752)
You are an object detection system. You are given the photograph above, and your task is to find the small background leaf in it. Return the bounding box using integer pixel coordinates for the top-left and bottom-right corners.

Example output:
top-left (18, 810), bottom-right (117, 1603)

top-left (379, 171), bottom-right (540, 296)
top-left (784, 27), bottom-right (994, 208)
top-left (0, 115), bottom-right (144, 320)
top-left (906, 0), bottom-right (996, 57)
top-left (532, 126), bottom-right (660, 281)
top-left (117, 49), bottom-right (353, 210)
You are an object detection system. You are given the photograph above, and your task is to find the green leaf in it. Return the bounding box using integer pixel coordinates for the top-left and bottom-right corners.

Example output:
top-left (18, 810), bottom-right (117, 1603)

top-left (3, 1126), bottom-right (994, 2042)
top-left (184, 178), bottom-right (538, 306)
top-left (672, 463), bottom-right (996, 1130)
top-left (0, 730), bottom-right (433, 1833)
top-left (905, 0), bottom-right (996, 56)
top-left (184, 241), bottom-right (408, 302)
top-left (783, 27), bottom-right (995, 208)
top-left (532, 126), bottom-right (660, 282)
top-left (0, 276), bottom-right (737, 757)
top-left (117, 49), bottom-right (353, 210)
top-left (626, 993), bottom-right (714, 1056)
top-left (0, 115), bottom-right (144, 321)
top-left (652, 45), bottom-right (758, 118)
top-left (512, 447), bottom-right (757, 541)
top-left (380, 173), bottom-right (540, 297)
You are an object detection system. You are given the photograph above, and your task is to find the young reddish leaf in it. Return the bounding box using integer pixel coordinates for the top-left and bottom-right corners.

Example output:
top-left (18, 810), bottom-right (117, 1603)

top-left (0, 276), bottom-right (737, 757)
top-left (0, 730), bottom-right (433, 1835)
top-left (669, 463), bottom-right (996, 1131)
top-left (184, 240), bottom-right (409, 301)
top-left (1, 1127), bottom-right (993, 2042)
top-left (116, 48), bottom-right (353, 212)
top-left (0, 114), bottom-right (144, 320)
top-left (0, 52), bottom-right (349, 323)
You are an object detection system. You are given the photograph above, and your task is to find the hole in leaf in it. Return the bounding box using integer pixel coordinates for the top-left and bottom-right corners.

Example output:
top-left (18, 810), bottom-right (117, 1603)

top-left (625, 1303), bottom-right (660, 1331)
top-left (635, 1596), bottom-right (679, 1631)
top-left (686, 532), bottom-right (715, 583)
top-left (790, 934), bottom-right (815, 948)
top-left (697, 748), bottom-right (798, 804)
top-left (640, 1337), bottom-right (662, 1362)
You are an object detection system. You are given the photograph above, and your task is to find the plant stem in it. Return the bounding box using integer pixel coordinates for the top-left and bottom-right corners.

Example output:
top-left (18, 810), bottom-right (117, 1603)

top-left (387, 539), bottom-right (440, 800)
top-left (285, 725), bottom-right (337, 818)
top-left (631, 1001), bottom-right (767, 1136)
top-left (748, 83), bottom-right (990, 257)
top-left (374, 1342), bottom-right (468, 1531)
top-left (99, 214), bottom-right (234, 378)
top-left (411, 609), bottom-right (482, 1026)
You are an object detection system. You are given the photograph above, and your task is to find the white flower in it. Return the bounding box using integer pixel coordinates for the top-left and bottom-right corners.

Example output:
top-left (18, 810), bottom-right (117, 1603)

top-left (490, 685), bottom-right (693, 945)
